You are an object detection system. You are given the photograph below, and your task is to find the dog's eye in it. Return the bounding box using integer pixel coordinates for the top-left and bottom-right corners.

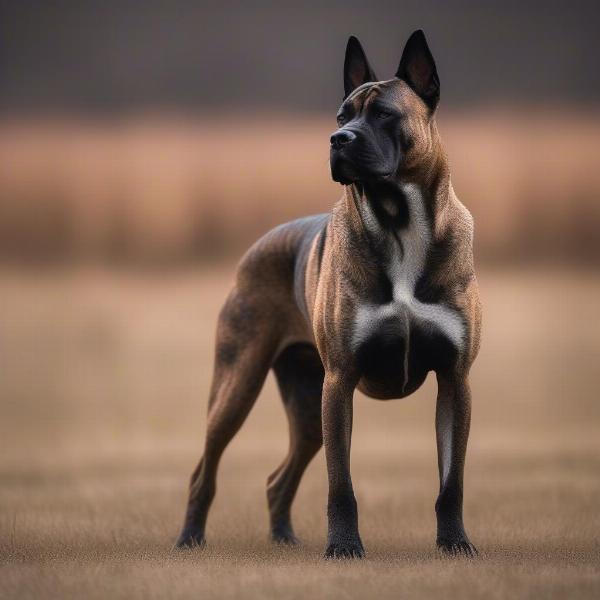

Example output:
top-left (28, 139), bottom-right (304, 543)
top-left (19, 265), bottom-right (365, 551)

top-left (376, 110), bottom-right (391, 120)
top-left (337, 115), bottom-right (346, 126)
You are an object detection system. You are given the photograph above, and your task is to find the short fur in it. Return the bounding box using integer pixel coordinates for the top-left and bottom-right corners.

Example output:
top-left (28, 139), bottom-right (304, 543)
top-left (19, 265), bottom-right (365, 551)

top-left (176, 30), bottom-right (481, 559)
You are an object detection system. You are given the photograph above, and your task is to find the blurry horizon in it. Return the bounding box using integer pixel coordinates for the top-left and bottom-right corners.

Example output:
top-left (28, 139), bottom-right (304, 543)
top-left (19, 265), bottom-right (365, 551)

top-left (1, 108), bottom-right (599, 267)
top-left (0, 1), bottom-right (599, 267)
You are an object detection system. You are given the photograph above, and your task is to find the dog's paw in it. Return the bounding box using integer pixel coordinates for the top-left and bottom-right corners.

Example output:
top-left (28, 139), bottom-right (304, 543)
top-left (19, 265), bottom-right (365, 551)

top-left (437, 538), bottom-right (478, 558)
top-left (271, 527), bottom-right (300, 546)
top-left (324, 540), bottom-right (365, 559)
top-left (174, 530), bottom-right (206, 550)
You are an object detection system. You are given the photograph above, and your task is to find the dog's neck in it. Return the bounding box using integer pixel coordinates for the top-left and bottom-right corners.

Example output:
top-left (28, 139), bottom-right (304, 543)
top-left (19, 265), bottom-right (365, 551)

top-left (343, 137), bottom-right (452, 240)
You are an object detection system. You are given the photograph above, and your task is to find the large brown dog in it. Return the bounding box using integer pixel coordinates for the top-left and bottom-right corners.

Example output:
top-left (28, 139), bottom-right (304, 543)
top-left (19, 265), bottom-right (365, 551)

top-left (176, 30), bottom-right (481, 558)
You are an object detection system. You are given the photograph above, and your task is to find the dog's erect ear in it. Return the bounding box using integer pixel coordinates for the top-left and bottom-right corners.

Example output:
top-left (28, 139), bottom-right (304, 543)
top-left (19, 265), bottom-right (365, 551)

top-left (396, 30), bottom-right (440, 111)
top-left (344, 36), bottom-right (377, 99)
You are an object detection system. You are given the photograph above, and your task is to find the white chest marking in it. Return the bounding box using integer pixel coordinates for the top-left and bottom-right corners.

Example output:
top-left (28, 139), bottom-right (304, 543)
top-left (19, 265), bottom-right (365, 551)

top-left (353, 184), bottom-right (464, 374)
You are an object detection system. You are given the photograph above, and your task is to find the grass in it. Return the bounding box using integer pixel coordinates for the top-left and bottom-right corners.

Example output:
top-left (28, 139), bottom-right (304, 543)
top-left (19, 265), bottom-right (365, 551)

top-left (0, 265), bottom-right (599, 598)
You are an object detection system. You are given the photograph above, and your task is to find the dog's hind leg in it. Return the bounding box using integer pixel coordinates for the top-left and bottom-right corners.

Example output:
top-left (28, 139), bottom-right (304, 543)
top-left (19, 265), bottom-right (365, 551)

top-left (176, 288), bottom-right (280, 548)
top-left (267, 343), bottom-right (324, 544)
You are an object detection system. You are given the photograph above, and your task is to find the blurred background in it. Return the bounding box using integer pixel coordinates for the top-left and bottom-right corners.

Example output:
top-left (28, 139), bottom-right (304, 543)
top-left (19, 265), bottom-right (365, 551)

top-left (1, 2), bottom-right (599, 597)
top-left (1, 0), bottom-right (600, 265)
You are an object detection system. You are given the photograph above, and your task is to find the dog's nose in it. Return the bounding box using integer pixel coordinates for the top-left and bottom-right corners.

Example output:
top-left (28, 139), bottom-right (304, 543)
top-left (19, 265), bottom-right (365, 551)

top-left (330, 129), bottom-right (356, 149)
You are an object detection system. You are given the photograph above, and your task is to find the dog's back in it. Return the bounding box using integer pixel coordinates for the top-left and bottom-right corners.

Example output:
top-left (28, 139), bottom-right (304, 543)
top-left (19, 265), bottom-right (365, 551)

top-left (232, 214), bottom-right (328, 341)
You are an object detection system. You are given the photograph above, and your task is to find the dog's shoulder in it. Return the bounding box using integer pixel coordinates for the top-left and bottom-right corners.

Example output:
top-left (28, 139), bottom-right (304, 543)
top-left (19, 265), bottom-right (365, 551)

top-left (415, 192), bottom-right (476, 305)
top-left (447, 195), bottom-right (475, 254)
top-left (443, 195), bottom-right (482, 362)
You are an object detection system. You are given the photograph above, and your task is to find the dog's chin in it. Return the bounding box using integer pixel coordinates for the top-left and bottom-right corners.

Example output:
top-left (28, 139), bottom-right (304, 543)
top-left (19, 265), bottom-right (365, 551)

top-left (330, 160), bottom-right (358, 185)
top-left (332, 172), bottom-right (357, 186)
top-left (331, 160), bottom-right (394, 187)
top-left (331, 167), bottom-right (394, 187)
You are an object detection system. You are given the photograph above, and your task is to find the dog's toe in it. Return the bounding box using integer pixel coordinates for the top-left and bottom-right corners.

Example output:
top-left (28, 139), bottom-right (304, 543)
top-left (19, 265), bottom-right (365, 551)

top-left (174, 531), bottom-right (206, 550)
top-left (437, 538), bottom-right (478, 558)
top-left (324, 541), bottom-right (365, 560)
top-left (271, 530), bottom-right (300, 546)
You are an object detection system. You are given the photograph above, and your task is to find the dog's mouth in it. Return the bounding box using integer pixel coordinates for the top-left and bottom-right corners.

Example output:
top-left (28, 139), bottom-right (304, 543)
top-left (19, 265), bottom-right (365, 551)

top-left (330, 155), bottom-right (394, 185)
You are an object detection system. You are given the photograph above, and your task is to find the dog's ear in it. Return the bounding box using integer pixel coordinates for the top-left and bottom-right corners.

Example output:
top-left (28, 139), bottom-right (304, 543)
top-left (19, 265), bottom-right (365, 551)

top-left (344, 36), bottom-right (377, 99)
top-left (396, 30), bottom-right (440, 111)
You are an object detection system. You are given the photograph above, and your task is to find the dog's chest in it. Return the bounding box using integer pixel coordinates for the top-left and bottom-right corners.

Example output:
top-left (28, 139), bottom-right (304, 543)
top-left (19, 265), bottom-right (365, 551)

top-left (352, 184), bottom-right (464, 388)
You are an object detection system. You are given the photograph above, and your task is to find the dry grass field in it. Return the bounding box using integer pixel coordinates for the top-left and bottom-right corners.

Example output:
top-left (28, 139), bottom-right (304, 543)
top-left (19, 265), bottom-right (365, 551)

top-left (1, 264), bottom-right (599, 599)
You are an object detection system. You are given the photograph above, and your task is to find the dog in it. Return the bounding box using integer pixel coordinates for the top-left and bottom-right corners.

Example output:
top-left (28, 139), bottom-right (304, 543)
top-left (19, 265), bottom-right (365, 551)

top-left (176, 30), bottom-right (481, 558)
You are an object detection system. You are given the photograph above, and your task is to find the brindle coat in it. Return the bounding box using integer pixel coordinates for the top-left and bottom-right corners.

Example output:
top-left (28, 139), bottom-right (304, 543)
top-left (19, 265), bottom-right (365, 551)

top-left (176, 30), bottom-right (481, 558)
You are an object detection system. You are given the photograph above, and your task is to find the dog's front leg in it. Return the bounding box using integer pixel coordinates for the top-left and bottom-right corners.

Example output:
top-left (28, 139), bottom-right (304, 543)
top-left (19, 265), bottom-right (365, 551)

top-left (322, 370), bottom-right (364, 558)
top-left (435, 371), bottom-right (477, 556)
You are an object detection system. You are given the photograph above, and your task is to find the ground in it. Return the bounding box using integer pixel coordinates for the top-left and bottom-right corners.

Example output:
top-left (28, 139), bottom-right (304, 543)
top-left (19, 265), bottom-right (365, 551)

top-left (1, 265), bottom-right (599, 599)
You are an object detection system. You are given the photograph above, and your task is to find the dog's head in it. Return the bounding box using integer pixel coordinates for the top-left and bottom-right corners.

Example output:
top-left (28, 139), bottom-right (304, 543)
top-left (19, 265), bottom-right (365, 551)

top-left (330, 30), bottom-right (440, 186)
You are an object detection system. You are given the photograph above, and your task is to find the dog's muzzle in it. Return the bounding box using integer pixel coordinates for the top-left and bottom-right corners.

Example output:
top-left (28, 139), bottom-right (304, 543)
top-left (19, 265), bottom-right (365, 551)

top-left (330, 129), bottom-right (360, 184)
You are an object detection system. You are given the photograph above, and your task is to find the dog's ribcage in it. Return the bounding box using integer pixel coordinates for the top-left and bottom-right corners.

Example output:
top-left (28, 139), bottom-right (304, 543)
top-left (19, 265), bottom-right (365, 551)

top-left (352, 184), bottom-right (464, 384)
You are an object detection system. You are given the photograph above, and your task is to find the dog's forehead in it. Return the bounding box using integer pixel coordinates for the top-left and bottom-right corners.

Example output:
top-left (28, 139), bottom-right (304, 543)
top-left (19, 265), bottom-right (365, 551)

top-left (343, 79), bottom-right (415, 112)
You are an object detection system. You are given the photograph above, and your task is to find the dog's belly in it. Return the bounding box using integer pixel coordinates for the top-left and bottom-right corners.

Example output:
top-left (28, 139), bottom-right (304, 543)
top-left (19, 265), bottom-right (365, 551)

top-left (353, 300), bottom-right (462, 400)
